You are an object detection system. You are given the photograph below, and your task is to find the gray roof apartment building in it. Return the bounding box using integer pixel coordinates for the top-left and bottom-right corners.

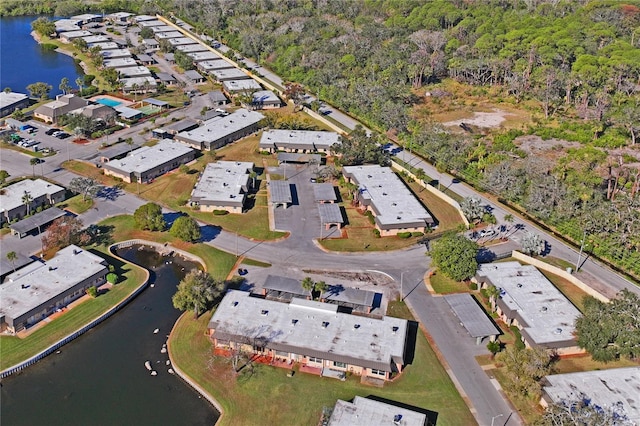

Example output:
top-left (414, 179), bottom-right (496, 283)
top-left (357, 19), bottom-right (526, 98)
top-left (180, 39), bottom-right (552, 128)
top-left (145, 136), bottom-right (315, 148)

top-left (222, 79), bottom-right (262, 93)
top-left (187, 51), bottom-right (223, 63)
top-left (0, 245), bottom-right (108, 333)
top-left (208, 290), bottom-right (408, 381)
top-left (540, 367), bottom-right (640, 424)
top-left (210, 68), bottom-right (251, 82)
top-left (189, 161), bottom-right (254, 214)
top-left (474, 262), bottom-right (582, 354)
top-left (342, 165), bottom-right (434, 236)
top-left (197, 59), bottom-right (235, 73)
top-left (0, 92), bottom-right (29, 118)
top-left (175, 44), bottom-right (209, 54)
top-left (102, 139), bottom-right (196, 183)
top-left (259, 129), bottom-right (340, 154)
top-left (250, 90), bottom-right (282, 110)
top-left (33, 94), bottom-right (89, 123)
top-left (328, 397), bottom-right (428, 426)
top-left (175, 108), bottom-right (264, 151)
top-left (0, 179), bottom-right (66, 225)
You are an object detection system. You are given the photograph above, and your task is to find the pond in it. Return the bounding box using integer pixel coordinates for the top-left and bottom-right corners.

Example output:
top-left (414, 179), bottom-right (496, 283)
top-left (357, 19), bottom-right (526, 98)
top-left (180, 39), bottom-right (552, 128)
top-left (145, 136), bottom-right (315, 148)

top-left (0, 245), bottom-right (220, 426)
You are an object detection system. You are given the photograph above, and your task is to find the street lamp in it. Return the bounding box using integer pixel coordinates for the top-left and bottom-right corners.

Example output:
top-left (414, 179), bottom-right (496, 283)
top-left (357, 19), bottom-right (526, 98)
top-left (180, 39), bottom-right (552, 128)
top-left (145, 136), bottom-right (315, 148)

top-left (491, 414), bottom-right (503, 426)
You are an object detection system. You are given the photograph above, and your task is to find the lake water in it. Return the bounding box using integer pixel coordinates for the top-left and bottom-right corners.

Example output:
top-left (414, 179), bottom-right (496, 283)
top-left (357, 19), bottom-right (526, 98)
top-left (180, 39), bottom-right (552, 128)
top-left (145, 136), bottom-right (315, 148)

top-left (0, 246), bottom-right (220, 426)
top-left (0, 15), bottom-right (83, 96)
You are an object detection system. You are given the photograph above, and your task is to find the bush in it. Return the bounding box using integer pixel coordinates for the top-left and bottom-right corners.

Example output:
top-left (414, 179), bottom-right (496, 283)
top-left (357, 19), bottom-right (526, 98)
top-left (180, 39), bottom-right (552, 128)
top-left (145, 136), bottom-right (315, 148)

top-left (469, 283), bottom-right (478, 290)
top-left (179, 164), bottom-right (190, 173)
top-left (86, 286), bottom-right (98, 298)
top-left (213, 210), bottom-right (229, 215)
top-left (372, 229), bottom-right (381, 238)
top-left (84, 75), bottom-right (96, 85)
top-left (411, 231), bottom-right (424, 237)
top-left (364, 210), bottom-right (375, 225)
top-left (397, 232), bottom-right (412, 239)
top-left (510, 326), bottom-right (525, 349)
top-left (106, 273), bottom-right (118, 284)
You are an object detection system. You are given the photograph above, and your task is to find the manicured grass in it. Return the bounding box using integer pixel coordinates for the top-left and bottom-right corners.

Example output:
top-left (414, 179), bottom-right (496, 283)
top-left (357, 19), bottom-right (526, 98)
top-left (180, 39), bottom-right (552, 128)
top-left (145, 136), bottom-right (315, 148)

top-left (0, 247), bottom-right (147, 370)
top-left (553, 355), bottom-right (639, 374)
top-left (57, 194), bottom-right (93, 214)
top-left (1, 141), bottom-right (48, 158)
top-left (169, 300), bottom-right (475, 426)
top-left (404, 179), bottom-right (464, 232)
top-left (241, 258), bottom-right (271, 268)
top-left (428, 270), bottom-right (469, 294)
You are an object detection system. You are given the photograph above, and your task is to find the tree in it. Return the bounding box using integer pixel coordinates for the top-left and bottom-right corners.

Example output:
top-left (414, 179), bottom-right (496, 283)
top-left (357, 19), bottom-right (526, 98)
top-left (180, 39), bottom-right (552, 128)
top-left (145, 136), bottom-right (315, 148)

top-left (68, 177), bottom-right (100, 202)
top-left (140, 26), bottom-right (154, 39)
top-left (26, 82), bottom-right (52, 100)
top-left (503, 214), bottom-right (514, 236)
top-left (133, 203), bottom-right (165, 231)
top-left (283, 82), bottom-right (305, 111)
top-left (6, 251), bottom-right (17, 273)
top-left (30, 158), bottom-right (39, 177)
top-left (170, 215), bottom-right (201, 242)
top-left (521, 232), bottom-right (545, 256)
top-left (429, 232), bottom-right (478, 281)
top-left (300, 277), bottom-right (328, 299)
top-left (106, 273), bottom-right (118, 284)
top-left (332, 125), bottom-right (389, 166)
top-left (486, 340), bottom-right (501, 359)
top-left (495, 345), bottom-right (553, 398)
top-left (0, 169), bottom-right (9, 184)
top-left (59, 77), bottom-right (72, 95)
top-left (72, 38), bottom-right (88, 52)
top-left (22, 190), bottom-right (33, 216)
top-left (31, 17), bottom-right (55, 37)
top-left (86, 286), bottom-right (98, 298)
top-left (460, 196), bottom-right (484, 223)
top-left (103, 68), bottom-right (119, 87)
top-left (75, 77), bottom-right (84, 95)
top-left (485, 284), bottom-right (501, 308)
top-left (575, 290), bottom-right (640, 362)
top-left (42, 216), bottom-right (89, 250)
top-left (172, 270), bottom-right (223, 318)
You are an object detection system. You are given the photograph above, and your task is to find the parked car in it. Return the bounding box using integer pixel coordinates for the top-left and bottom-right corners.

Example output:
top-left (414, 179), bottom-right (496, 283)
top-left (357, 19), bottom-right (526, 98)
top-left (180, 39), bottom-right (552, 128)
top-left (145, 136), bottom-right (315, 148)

top-left (45, 128), bottom-right (60, 135)
top-left (56, 132), bottom-right (71, 139)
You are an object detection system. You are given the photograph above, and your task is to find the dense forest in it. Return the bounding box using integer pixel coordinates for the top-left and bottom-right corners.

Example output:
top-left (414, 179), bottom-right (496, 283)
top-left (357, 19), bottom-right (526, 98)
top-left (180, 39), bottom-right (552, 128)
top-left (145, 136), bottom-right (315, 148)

top-left (3, 0), bottom-right (639, 278)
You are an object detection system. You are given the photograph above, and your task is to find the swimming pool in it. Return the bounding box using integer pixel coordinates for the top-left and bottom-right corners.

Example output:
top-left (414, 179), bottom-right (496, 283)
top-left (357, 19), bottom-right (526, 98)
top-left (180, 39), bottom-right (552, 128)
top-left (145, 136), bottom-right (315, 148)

top-left (95, 97), bottom-right (122, 107)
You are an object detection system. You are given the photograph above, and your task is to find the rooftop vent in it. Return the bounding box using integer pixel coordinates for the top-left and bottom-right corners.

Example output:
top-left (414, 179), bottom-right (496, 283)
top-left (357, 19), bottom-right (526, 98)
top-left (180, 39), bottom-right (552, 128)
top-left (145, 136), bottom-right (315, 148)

top-left (353, 324), bottom-right (360, 330)
top-left (291, 319), bottom-right (298, 326)
top-left (393, 414), bottom-right (403, 425)
top-left (231, 301), bottom-right (238, 307)
top-left (516, 283), bottom-right (523, 288)
top-left (322, 321), bottom-right (329, 328)
top-left (261, 309), bottom-right (268, 316)
top-left (541, 306), bottom-right (548, 312)
top-left (392, 326), bottom-right (399, 333)
top-left (554, 328), bottom-right (563, 334)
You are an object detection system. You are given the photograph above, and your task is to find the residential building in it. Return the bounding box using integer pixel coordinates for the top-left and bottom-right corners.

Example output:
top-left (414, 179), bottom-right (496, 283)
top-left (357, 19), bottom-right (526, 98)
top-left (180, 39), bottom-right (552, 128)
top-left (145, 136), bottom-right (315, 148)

top-left (70, 14), bottom-right (102, 25)
top-left (119, 76), bottom-right (157, 93)
top-left (106, 11), bottom-right (133, 24)
top-left (69, 103), bottom-right (117, 123)
top-left (156, 72), bottom-right (177, 85)
top-left (150, 25), bottom-right (175, 33)
top-left (116, 66), bottom-right (152, 78)
top-left (474, 262), bottom-right (583, 354)
top-left (175, 108), bottom-right (264, 151)
top-left (0, 179), bottom-right (66, 225)
top-left (187, 51), bottom-right (222, 63)
top-left (136, 54), bottom-right (155, 65)
top-left (184, 70), bottom-right (205, 83)
top-left (0, 245), bottom-right (108, 333)
top-left (155, 31), bottom-right (183, 40)
top-left (259, 129), bottom-right (340, 154)
top-left (82, 35), bottom-right (111, 46)
top-left (91, 42), bottom-right (120, 51)
top-left (168, 37), bottom-right (197, 47)
top-left (175, 44), bottom-right (209, 54)
top-left (133, 15), bottom-right (157, 23)
top-left (58, 30), bottom-right (93, 42)
top-left (210, 68), bottom-right (250, 82)
top-left (189, 161), bottom-right (254, 214)
top-left (342, 165), bottom-right (435, 236)
top-left (100, 49), bottom-right (132, 60)
top-left (0, 92), bottom-right (29, 118)
top-left (102, 139), bottom-right (195, 183)
top-left (222, 79), bottom-right (262, 94)
top-left (328, 397), bottom-right (428, 426)
top-left (142, 38), bottom-right (159, 50)
top-left (54, 19), bottom-right (81, 34)
top-left (138, 19), bottom-right (165, 28)
top-left (208, 90), bottom-right (229, 106)
top-left (197, 60), bottom-right (234, 73)
top-left (250, 90), bottom-right (282, 110)
top-left (540, 367), bottom-right (640, 424)
top-left (33, 94), bottom-right (89, 124)
top-left (103, 57), bottom-right (137, 68)
top-left (208, 290), bottom-right (409, 381)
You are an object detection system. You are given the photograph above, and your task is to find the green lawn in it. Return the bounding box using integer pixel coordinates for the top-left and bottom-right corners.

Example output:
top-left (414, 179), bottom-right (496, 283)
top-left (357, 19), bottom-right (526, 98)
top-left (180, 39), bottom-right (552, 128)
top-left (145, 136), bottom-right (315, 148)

top-left (428, 270), bottom-right (470, 294)
top-left (57, 194), bottom-right (93, 214)
top-left (169, 301), bottom-right (475, 426)
top-left (0, 248), bottom-right (147, 370)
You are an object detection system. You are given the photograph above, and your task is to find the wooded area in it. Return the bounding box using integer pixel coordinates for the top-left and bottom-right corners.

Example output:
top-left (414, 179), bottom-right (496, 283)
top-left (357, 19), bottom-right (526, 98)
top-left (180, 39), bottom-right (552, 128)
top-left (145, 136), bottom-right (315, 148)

top-left (3, 0), bottom-right (639, 278)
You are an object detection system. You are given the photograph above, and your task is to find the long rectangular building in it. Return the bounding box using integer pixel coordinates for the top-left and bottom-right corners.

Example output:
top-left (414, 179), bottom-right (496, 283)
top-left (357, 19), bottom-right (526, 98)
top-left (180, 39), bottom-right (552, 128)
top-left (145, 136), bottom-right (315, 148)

top-left (259, 129), bottom-right (340, 154)
top-left (175, 108), bottom-right (264, 151)
top-left (0, 245), bottom-right (108, 333)
top-left (540, 367), bottom-right (640, 424)
top-left (342, 165), bottom-right (434, 236)
top-left (189, 161), bottom-right (254, 214)
top-left (103, 139), bottom-right (196, 183)
top-left (0, 179), bottom-right (66, 225)
top-left (208, 290), bottom-right (408, 381)
top-left (474, 262), bottom-right (582, 353)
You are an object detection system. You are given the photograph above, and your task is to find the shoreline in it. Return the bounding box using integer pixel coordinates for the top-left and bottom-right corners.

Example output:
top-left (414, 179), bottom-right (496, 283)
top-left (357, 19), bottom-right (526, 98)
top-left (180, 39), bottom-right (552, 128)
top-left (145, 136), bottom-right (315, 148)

top-left (30, 30), bottom-right (89, 75)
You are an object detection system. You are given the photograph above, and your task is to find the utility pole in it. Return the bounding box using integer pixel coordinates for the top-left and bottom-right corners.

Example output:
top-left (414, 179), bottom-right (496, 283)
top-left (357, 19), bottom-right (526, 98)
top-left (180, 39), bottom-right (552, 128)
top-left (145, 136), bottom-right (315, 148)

top-left (400, 271), bottom-right (405, 301)
top-left (575, 230), bottom-right (587, 272)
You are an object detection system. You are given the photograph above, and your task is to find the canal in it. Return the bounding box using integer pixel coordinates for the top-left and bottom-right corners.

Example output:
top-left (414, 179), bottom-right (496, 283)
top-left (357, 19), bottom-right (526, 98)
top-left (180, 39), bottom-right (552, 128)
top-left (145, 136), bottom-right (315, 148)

top-left (0, 246), bottom-right (220, 426)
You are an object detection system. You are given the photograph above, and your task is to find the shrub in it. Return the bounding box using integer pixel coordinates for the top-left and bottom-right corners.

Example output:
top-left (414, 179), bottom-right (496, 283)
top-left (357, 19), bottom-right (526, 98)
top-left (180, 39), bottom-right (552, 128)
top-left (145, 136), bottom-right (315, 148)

top-left (372, 229), bottom-right (381, 238)
top-left (179, 164), bottom-right (190, 173)
top-left (469, 283), bottom-right (478, 290)
top-left (106, 273), bottom-right (118, 284)
top-left (108, 264), bottom-right (115, 272)
top-left (364, 210), bottom-right (375, 225)
top-left (510, 326), bottom-right (526, 349)
top-left (213, 210), bottom-right (229, 215)
top-left (411, 231), bottom-right (424, 237)
top-left (397, 232), bottom-right (412, 239)
top-left (86, 286), bottom-right (98, 298)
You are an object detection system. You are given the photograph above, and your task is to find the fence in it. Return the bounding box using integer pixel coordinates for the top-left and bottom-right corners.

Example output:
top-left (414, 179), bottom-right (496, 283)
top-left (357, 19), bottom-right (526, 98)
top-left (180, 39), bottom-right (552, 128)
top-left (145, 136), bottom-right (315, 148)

top-left (511, 250), bottom-right (610, 303)
top-left (0, 246), bottom-right (149, 378)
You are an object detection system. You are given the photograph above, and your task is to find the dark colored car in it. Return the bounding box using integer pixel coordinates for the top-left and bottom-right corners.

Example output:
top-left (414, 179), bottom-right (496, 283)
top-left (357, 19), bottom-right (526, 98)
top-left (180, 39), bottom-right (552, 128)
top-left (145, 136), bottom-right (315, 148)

top-left (56, 132), bottom-right (71, 139)
top-left (45, 128), bottom-right (60, 135)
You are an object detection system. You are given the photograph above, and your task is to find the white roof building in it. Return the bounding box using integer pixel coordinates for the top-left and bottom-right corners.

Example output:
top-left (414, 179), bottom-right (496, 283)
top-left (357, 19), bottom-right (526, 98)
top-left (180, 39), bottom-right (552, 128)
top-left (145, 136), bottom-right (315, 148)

top-left (190, 161), bottom-right (254, 213)
top-left (328, 397), bottom-right (427, 426)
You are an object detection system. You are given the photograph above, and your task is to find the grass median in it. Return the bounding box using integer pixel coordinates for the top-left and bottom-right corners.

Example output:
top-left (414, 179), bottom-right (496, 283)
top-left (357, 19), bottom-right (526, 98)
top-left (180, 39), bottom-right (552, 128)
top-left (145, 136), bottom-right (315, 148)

top-left (169, 300), bottom-right (475, 426)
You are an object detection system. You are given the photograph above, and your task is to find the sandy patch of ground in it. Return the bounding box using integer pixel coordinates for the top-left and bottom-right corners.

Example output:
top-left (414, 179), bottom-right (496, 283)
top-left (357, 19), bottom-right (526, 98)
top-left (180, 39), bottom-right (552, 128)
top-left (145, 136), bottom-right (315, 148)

top-left (442, 108), bottom-right (516, 129)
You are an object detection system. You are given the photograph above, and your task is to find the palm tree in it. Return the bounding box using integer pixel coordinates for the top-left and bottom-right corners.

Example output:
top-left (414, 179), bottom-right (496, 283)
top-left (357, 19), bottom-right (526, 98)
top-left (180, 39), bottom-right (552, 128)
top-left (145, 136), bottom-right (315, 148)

top-left (486, 284), bottom-right (501, 310)
top-left (30, 157), bottom-right (39, 177)
top-left (503, 214), bottom-right (514, 237)
top-left (75, 77), bottom-right (84, 95)
top-left (131, 83), bottom-right (139, 101)
top-left (487, 340), bottom-right (501, 360)
top-left (6, 251), bottom-right (17, 272)
top-left (22, 190), bottom-right (33, 216)
top-left (415, 168), bottom-right (427, 191)
top-left (301, 276), bottom-right (314, 299)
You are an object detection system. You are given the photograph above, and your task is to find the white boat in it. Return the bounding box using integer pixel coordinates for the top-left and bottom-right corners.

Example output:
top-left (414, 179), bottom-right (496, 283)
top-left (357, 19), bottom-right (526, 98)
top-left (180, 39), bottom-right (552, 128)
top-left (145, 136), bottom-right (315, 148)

top-left (168, 369), bottom-right (174, 374)
top-left (151, 370), bottom-right (157, 376)
top-left (153, 328), bottom-right (159, 334)
top-left (144, 361), bottom-right (152, 371)
top-left (161, 348), bottom-right (167, 354)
